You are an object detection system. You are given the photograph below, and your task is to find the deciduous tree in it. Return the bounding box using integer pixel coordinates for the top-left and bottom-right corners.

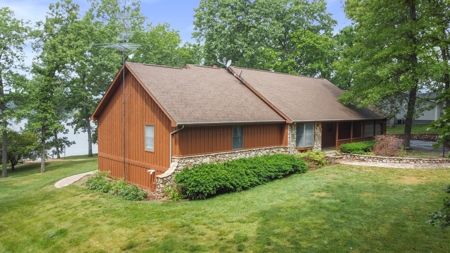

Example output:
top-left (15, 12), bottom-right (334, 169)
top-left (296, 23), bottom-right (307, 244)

top-left (339, 0), bottom-right (434, 148)
top-left (193, 0), bottom-right (336, 76)
top-left (0, 7), bottom-right (30, 177)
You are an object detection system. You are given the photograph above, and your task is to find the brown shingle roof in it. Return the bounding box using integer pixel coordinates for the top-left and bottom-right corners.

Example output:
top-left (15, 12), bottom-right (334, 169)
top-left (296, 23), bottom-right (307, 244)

top-left (230, 66), bottom-right (384, 122)
top-left (126, 62), bottom-right (285, 125)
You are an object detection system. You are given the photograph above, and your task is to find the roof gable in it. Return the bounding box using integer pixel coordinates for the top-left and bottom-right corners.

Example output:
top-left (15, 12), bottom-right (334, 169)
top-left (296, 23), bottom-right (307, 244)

top-left (230, 66), bottom-right (384, 122)
top-left (92, 62), bottom-right (285, 125)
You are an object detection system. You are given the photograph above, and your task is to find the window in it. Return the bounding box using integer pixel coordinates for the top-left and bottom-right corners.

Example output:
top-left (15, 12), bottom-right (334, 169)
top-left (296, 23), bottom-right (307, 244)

top-left (296, 123), bottom-right (314, 148)
top-left (364, 123), bottom-right (374, 137)
top-left (145, 125), bottom-right (154, 151)
top-left (375, 123), bottom-right (382, 135)
top-left (232, 126), bottom-right (243, 149)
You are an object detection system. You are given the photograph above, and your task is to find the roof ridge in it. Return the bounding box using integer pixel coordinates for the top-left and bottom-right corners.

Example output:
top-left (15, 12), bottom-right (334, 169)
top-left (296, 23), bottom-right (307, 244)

top-left (232, 66), bottom-right (328, 80)
top-left (187, 64), bottom-right (225, 70)
top-left (126, 61), bottom-right (184, 70)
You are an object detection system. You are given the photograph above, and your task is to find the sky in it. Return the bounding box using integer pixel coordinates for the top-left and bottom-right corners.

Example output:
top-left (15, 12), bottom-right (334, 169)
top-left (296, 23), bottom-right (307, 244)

top-left (2, 0), bottom-right (351, 156)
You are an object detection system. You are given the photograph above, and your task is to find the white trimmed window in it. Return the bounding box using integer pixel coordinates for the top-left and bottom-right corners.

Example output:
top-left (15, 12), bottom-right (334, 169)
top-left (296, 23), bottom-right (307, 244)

top-left (296, 123), bottom-right (314, 148)
top-left (145, 125), bottom-right (154, 151)
top-left (232, 126), bottom-right (243, 149)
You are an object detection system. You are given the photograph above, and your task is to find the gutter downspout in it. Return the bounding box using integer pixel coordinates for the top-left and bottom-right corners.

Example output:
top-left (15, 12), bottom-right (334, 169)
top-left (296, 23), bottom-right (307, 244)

top-left (170, 125), bottom-right (185, 164)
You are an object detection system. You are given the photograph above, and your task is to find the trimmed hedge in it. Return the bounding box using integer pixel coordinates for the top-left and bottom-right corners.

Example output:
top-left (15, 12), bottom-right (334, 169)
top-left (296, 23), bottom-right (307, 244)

top-left (339, 140), bottom-right (376, 154)
top-left (174, 154), bottom-right (307, 200)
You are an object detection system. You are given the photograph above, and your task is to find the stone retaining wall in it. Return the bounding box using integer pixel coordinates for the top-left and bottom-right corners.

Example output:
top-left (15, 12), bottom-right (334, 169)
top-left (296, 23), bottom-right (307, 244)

top-left (341, 153), bottom-right (450, 165)
top-left (389, 134), bottom-right (439, 141)
top-left (156, 146), bottom-right (289, 198)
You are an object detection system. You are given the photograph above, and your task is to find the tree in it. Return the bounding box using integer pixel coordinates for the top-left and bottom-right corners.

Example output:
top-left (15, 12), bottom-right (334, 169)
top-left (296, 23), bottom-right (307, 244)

top-left (0, 7), bottom-right (30, 177)
top-left (65, 0), bottom-right (143, 157)
top-left (30, 0), bottom-right (81, 172)
top-left (4, 130), bottom-right (39, 171)
top-left (426, 0), bottom-right (450, 151)
top-left (339, 0), bottom-right (435, 149)
top-left (193, 0), bottom-right (336, 76)
top-left (131, 23), bottom-right (202, 67)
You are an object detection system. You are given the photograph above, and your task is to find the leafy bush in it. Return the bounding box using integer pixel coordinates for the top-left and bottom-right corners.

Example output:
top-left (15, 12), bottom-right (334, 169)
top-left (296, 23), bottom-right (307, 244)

top-left (373, 135), bottom-right (404, 156)
top-left (174, 154), bottom-right (307, 200)
top-left (86, 171), bottom-right (147, 201)
top-left (428, 185), bottom-right (450, 229)
top-left (297, 150), bottom-right (327, 169)
top-left (339, 140), bottom-right (376, 154)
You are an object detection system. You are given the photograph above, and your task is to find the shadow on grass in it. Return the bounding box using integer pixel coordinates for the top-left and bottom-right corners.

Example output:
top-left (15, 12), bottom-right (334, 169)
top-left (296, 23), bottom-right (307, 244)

top-left (5, 160), bottom-right (96, 179)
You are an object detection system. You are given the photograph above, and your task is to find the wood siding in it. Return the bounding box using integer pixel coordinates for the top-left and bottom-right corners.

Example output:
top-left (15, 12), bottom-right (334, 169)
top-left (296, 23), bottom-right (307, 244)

top-left (173, 123), bottom-right (286, 156)
top-left (97, 71), bottom-right (173, 190)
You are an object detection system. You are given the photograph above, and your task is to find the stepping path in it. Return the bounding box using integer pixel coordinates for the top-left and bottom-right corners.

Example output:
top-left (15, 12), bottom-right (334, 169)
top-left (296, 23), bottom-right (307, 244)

top-left (54, 171), bottom-right (96, 188)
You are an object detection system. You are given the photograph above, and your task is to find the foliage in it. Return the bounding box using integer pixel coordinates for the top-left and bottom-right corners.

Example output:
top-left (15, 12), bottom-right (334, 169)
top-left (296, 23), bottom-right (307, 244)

top-left (0, 7), bottom-right (31, 177)
top-left (86, 171), bottom-right (147, 201)
top-left (2, 130), bottom-right (40, 170)
top-left (373, 135), bottom-right (404, 157)
top-left (339, 0), bottom-right (439, 148)
top-left (164, 183), bottom-right (183, 201)
top-left (193, 0), bottom-right (336, 76)
top-left (131, 23), bottom-right (202, 67)
top-left (339, 141), bottom-right (376, 154)
top-left (174, 154), bottom-right (307, 200)
top-left (297, 150), bottom-right (327, 169)
top-left (431, 107), bottom-right (450, 152)
top-left (28, 0), bottom-right (82, 173)
top-left (428, 185), bottom-right (450, 229)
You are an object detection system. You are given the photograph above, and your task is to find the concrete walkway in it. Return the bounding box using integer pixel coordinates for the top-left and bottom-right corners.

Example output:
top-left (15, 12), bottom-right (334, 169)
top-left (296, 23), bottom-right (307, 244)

top-left (54, 171), bottom-right (96, 188)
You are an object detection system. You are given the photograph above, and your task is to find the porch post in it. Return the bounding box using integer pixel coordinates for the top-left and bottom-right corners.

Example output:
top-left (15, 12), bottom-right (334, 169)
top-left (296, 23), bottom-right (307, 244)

top-left (373, 120), bottom-right (376, 136)
top-left (335, 122), bottom-right (339, 151)
top-left (350, 121), bottom-right (353, 143)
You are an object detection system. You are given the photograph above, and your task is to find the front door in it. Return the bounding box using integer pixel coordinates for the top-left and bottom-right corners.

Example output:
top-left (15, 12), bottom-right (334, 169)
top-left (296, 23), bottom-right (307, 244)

top-left (321, 122), bottom-right (336, 149)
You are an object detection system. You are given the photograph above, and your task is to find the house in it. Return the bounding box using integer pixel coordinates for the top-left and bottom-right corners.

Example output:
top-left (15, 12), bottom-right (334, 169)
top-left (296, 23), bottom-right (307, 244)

top-left (91, 62), bottom-right (385, 194)
top-left (394, 93), bottom-right (444, 125)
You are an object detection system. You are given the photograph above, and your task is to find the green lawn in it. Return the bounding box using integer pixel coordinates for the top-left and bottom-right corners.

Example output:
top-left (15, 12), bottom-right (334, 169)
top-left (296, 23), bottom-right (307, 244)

top-left (1, 160), bottom-right (449, 252)
top-left (387, 123), bottom-right (440, 134)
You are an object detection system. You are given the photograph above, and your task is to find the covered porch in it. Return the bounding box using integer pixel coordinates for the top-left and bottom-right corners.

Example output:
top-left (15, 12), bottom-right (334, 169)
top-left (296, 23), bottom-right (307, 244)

top-left (321, 120), bottom-right (386, 150)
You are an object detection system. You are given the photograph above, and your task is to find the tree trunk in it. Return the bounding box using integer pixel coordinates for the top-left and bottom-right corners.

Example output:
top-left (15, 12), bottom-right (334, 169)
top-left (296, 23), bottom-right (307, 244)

top-left (54, 129), bottom-right (60, 159)
top-left (404, 87), bottom-right (417, 149)
top-left (86, 115), bottom-right (93, 157)
top-left (441, 45), bottom-right (450, 110)
top-left (0, 75), bottom-right (7, 178)
top-left (403, 0), bottom-right (418, 150)
top-left (40, 125), bottom-right (46, 173)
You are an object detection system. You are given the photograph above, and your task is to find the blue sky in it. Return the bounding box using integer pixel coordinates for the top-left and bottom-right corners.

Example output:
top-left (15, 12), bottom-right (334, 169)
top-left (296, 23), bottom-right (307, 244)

top-left (2, 0), bottom-right (351, 156)
top-left (4, 0), bottom-right (351, 44)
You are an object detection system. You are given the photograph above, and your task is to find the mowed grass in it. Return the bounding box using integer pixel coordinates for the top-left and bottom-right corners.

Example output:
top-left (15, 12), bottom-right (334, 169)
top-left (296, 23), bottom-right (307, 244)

top-left (387, 123), bottom-right (440, 134)
top-left (1, 160), bottom-right (449, 252)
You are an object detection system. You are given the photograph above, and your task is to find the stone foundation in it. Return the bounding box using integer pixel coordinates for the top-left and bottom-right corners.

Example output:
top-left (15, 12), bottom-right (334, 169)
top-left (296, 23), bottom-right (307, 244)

top-left (289, 122), bottom-right (322, 153)
top-left (341, 153), bottom-right (450, 165)
top-left (156, 146), bottom-right (289, 198)
top-left (389, 134), bottom-right (439, 141)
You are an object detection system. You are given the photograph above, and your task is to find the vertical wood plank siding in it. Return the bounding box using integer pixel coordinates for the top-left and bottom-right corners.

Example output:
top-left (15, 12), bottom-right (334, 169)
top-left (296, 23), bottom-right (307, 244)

top-left (173, 123), bottom-right (286, 156)
top-left (97, 72), bottom-right (173, 190)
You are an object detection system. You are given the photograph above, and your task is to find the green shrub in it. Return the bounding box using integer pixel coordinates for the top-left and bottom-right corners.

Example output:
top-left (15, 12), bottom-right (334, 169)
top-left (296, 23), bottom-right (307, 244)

top-left (297, 150), bottom-right (327, 169)
top-left (174, 154), bottom-right (307, 200)
top-left (339, 141), bottom-right (376, 154)
top-left (86, 171), bottom-right (147, 201)
top-left (428, 185), bottom-right (450, 229)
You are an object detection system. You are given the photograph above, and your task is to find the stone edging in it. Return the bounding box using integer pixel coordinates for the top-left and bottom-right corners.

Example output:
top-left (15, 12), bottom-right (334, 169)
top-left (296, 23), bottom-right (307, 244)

top-left (340, 153), bottom-right (450, 164)
top-left (388, 134), bottom-right (439, 141)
